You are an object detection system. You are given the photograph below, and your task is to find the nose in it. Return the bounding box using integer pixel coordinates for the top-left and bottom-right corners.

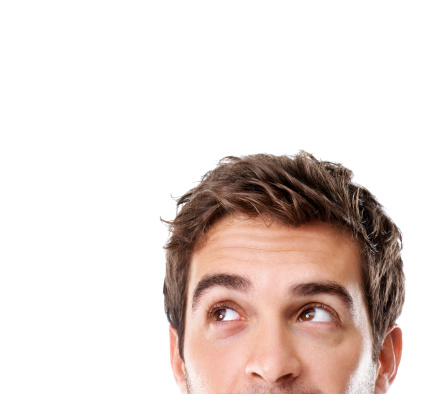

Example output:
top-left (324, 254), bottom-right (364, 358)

top-left (245, 321), bottom-right (301, 384)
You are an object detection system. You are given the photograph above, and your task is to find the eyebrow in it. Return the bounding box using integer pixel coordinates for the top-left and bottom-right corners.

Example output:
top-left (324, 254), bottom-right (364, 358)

top-left (192, 273), bottom-right (252, 311)
top-left (191, 274), bottom-right (354, 313)
top-left (290, 281), bottom-right (354, 312)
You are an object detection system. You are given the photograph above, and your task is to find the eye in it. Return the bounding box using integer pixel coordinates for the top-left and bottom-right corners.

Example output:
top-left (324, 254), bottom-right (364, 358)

top-left (299, 306), bottom-right (334, 322)
top-left (212, 307), bottom-right (241, 322)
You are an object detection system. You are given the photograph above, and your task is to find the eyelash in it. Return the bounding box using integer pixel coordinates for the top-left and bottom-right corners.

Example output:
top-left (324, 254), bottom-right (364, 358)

top-left (207, 302), bottom-right (236, 322)
top-left (207, 302), bottom-right (340, 323)
top-left (297, 303), bottom-right (339, 323)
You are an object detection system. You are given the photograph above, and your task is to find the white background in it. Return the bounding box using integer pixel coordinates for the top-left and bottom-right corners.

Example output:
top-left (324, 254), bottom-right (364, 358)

top-left (1, 1), bottom-right (435, 393)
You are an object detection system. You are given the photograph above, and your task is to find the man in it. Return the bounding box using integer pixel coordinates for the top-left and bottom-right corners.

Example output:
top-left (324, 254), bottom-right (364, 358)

top-left (163, 152), bottom-right (404, 393)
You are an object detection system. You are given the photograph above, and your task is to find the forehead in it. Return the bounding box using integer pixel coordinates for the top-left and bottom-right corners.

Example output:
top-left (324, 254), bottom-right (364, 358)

top-left (188, 217), bottom-right (364, 302)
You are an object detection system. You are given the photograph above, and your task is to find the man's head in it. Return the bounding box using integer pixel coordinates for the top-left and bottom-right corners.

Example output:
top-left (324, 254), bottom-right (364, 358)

top-left (163, 152), bottom-right (405, 393)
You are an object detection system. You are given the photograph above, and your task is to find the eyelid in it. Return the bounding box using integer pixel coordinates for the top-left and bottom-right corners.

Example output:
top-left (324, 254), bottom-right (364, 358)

top-left (297, 303), bottom-right (340, 323)
top-left (207, 302), bottom-right (244, 322)
top-left (206, 301), bottom-right (341, 324)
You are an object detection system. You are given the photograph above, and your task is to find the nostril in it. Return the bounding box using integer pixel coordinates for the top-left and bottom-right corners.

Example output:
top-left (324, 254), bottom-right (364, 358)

top-left (250, 372), bottom-right (263, 379)
top-left (277, 373), bottom-right (293, 382)
top-left (249, 370), bottom-right (294, 384)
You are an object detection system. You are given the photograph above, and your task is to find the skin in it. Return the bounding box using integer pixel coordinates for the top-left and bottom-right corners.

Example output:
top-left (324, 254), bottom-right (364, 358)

top-left (170, 217), bottom-right (402, 393)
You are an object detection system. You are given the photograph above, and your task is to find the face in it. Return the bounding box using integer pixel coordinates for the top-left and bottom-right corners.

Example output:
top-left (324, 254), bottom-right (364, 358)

top-left (170, 217), bottom-right (401, 393)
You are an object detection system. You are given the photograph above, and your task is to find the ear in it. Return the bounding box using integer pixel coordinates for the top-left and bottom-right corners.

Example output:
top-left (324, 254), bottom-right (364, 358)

top-left (374, 325), bottom-right (403, 393)
top-left (169, 326), bottom-right (187, 393)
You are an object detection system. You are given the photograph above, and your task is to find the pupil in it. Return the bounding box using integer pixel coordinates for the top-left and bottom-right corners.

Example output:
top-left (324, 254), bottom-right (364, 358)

top-left (303, 308), bottom-right (315, 321)
top-left (215, 309), bottom-right (226, 321)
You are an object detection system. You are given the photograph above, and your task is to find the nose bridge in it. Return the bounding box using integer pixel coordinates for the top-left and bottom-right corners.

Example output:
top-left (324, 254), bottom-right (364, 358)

top-left (245, 314), bottom-right (301, 383)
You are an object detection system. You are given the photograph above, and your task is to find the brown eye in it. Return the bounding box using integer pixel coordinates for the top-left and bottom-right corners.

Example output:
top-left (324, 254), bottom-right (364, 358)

top-left (213, 309), bottom-right (226, 321)
top-left (300, 307), bottom-right (316, 321)
top-left (298, 307), bottom-right (334, 322)
top-left (211, 307), bottom-right (240, 322)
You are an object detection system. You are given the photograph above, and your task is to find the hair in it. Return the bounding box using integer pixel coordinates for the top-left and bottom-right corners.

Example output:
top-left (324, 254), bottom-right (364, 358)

top-left (163, 151), bottom-right (405, 362)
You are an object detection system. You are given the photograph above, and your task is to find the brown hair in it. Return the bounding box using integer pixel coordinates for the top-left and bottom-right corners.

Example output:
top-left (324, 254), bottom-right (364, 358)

top-left (163, 152), bottom-right (405, 362)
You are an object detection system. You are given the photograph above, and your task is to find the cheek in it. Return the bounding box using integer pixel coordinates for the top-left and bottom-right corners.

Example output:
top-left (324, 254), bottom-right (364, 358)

top-left (297, 332), bottom-right (375, 388)
top-left (183, 325), bottom-right (247, 390)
